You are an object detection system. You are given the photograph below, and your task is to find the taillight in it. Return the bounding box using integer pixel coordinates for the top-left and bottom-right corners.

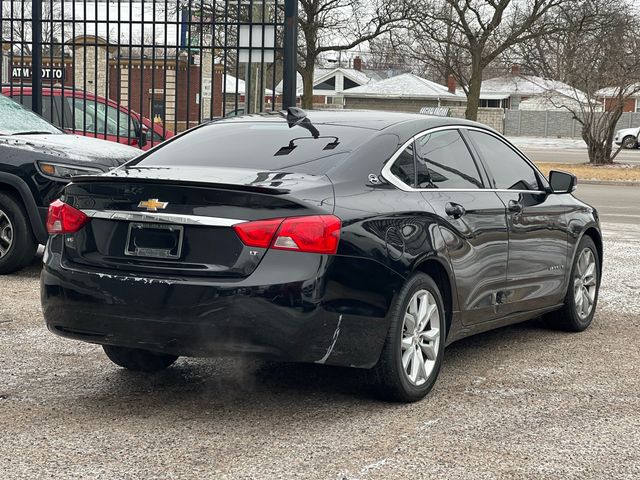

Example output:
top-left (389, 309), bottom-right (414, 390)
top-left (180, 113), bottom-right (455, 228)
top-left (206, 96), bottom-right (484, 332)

top-left (233, 215), bottom-right (341, 254)
top-left (232, 218), bottom-right (283, 248)
top-left (46, 200), bottom-right (90, 234)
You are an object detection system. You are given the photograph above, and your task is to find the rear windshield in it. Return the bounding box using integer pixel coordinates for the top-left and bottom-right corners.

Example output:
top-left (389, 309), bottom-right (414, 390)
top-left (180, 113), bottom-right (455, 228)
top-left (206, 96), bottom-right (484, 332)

top-left (132, 121), bottom-right (375, 175)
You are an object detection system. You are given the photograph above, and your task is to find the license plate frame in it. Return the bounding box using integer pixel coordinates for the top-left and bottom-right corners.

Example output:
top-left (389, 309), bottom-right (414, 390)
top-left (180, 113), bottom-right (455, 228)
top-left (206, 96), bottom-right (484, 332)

top-left (124, 222), bottom-right (184, 259)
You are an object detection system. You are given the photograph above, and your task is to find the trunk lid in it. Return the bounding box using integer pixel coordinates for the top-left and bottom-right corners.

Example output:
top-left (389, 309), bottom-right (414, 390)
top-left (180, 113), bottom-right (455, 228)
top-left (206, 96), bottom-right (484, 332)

top-left (62, 166), bottom-right (335, 278)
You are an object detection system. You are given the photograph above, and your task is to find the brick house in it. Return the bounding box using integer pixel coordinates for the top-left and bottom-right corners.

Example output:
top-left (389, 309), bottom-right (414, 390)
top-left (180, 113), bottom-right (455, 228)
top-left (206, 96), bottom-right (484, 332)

top-left (2, 35), bottom-right (227, 131)
top-left (596, 84), bottom-right (640, 112)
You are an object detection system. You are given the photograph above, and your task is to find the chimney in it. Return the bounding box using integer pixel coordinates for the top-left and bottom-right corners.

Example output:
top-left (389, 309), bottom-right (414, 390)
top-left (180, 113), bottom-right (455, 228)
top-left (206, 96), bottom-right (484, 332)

top-left (447, 74), bottom-right (457, 94)
top-left (353, 56), bottom-right (363, 71)
top-left (511, 64), bottom-right (520, 75)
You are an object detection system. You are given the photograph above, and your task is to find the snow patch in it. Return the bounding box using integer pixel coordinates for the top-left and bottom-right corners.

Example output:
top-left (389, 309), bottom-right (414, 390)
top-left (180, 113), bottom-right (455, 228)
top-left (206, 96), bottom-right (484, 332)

top-left (508, 136), bottom-right (586, 150)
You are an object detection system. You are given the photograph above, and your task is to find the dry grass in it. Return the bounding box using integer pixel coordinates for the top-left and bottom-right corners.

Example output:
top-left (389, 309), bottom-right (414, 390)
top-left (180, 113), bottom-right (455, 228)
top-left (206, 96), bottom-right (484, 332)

top-left (535, 162), bottom-right (640, 182)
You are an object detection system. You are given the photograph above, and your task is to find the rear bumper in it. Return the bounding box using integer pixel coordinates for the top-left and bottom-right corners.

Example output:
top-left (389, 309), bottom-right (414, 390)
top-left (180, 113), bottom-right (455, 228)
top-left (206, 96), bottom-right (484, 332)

top-left (41, 242), bottom-right (404, 368)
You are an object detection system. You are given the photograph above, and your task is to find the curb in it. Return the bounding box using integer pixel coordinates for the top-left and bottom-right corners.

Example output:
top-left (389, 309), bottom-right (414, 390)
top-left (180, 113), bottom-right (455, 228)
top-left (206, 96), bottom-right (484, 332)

top-left (579, 180), bottom-right (640, 187)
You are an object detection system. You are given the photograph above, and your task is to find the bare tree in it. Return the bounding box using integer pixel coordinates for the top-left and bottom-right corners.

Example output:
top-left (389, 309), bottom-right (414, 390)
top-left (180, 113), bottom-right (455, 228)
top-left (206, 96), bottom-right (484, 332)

top-left (365, 33), bottom-right (413, 73)
top-left (411, 0), bottom-right (566, 120)
top-left (2, 1), bottom-right (66, 55)
top-left (297, 0), bottom-right (415, 108)
top-left (515, 0), bottom-right (640, 164)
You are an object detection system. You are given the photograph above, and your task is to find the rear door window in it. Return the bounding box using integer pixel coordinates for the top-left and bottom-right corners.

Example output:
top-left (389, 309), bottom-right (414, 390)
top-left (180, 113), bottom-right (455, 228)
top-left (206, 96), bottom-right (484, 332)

top-left (414, 130), bottom-right (483, 189)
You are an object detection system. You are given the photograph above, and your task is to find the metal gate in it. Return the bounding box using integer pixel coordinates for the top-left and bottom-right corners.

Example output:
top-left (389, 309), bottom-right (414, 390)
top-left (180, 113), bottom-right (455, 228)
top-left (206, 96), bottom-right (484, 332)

top-left (1, 0), bottom-right (297, 149)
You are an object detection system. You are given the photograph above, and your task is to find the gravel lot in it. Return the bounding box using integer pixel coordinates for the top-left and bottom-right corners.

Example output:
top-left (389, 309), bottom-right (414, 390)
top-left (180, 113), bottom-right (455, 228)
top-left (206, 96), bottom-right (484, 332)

top-left (1, 223), bottom-right (639, 479)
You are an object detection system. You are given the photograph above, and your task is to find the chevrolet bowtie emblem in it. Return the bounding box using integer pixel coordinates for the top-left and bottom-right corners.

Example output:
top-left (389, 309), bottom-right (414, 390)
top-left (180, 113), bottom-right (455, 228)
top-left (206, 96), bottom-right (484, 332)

top-left (138, 199), bottom-right (169, 211)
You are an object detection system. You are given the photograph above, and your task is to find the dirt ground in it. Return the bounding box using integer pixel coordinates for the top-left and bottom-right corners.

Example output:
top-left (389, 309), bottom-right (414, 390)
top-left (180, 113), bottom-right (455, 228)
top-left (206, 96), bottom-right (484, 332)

top-left (536, 162), bottom-right (640, 181)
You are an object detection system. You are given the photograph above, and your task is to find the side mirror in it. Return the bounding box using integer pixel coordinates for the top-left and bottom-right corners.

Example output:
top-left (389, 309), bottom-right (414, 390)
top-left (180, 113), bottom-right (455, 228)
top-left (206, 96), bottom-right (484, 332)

top-left (549, 170), bottom-right (577, 193)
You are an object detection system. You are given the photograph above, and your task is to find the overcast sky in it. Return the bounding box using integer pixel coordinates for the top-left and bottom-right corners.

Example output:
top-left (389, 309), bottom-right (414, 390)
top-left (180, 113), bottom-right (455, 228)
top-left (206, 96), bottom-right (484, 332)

top-left (2, 1), bottom-right (182, 43)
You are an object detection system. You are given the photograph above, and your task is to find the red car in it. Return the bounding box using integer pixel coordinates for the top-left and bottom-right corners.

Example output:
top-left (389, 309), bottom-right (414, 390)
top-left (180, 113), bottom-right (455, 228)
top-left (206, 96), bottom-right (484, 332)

top-left (1, 86), bottom-right (173, 150)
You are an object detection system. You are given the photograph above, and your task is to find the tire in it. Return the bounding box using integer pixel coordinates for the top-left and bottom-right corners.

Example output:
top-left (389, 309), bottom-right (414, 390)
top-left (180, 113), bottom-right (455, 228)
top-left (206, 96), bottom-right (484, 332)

top-left (368, 273), bottom-right (446, 402)
top-left (103, 345), bottom-right (178, 372)
top-left (543, 236), bottom-right (600, 332)
top-left (0, 191), bottom-right (38, 275)
top-left (622, 136), bottom-right (637, 149)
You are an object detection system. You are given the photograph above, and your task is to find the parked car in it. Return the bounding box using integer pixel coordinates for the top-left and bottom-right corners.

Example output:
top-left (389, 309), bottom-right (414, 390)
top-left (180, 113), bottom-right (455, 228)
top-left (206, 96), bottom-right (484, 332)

top-left (41, 109), bottom-right (602, 402)
top-left (614, 127), bottom-right (640, 149)
top-left (2, 86), bottom-right (174, 151)
top-left (225, 108), bottom-right (245, 117)
top-left (0, 94), bottom-right (139, 274)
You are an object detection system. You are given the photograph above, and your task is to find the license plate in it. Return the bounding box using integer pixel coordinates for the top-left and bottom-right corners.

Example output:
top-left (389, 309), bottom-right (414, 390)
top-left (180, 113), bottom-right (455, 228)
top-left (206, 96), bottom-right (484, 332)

top-left (124, 223), bottom-right (184, 259)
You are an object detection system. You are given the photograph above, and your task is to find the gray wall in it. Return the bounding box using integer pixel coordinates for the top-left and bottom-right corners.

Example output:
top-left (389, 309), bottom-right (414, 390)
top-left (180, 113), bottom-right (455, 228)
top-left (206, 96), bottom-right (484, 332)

top-left (505, 110), bottom-right (640, 137)
top-left (449, 106), bottom-right (505, 133)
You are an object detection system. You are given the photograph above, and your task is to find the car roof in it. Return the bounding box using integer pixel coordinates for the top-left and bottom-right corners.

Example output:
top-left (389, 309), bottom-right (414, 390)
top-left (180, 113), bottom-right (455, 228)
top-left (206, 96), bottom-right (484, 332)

top-left (212, 109), bottom-right (488, 132)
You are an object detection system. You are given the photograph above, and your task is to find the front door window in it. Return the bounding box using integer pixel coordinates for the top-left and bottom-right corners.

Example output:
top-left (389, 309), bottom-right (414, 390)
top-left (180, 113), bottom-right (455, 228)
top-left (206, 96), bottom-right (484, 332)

top-left (65, 98), bottom-right (137, 139)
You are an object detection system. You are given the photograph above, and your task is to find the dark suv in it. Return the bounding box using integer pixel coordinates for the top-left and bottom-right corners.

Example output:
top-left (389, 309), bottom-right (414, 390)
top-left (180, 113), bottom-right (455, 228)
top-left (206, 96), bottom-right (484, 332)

top-left (0, 94), bottom-right (139, 274)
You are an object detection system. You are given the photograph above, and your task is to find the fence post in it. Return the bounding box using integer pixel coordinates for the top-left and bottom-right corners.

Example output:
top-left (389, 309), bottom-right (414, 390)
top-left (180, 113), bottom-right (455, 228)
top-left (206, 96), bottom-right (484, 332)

top-left (31, 0), bottom-right (43, 115)
top-left (518, 110), bottom-right (522, 136)
top-left (544, 110), bottom-right (549, 137)
top-left (282, 0), bottom-right (298, 109)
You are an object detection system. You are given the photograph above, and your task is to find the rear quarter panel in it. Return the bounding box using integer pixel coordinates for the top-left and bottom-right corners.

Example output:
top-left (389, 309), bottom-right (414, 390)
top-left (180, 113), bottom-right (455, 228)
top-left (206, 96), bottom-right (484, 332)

top-left (331, 178), bottom-right (459, 332)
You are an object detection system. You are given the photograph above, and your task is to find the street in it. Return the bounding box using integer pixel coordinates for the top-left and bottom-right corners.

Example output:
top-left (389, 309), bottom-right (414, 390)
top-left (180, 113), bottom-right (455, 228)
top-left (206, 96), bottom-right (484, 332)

top-left (1, 183), bottom-right (639, 479)
top-left (576, 183), bottom-right (640, 226)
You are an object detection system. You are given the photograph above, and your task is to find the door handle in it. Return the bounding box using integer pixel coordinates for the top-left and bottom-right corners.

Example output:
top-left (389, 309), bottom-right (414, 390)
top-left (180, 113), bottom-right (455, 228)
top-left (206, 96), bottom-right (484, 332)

top-left (508, 200), bottom-right (523, 213)
top-left (445, 202), bottom-right (466, 219)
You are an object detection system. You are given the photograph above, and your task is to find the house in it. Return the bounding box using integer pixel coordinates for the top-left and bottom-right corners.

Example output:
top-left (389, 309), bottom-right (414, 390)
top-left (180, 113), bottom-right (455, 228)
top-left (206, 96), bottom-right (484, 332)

top-left (342, 73), bottom-right (466, 112)
top-left (275, 57), bottom-right (390, 106)
top-left (596, 84), bottom-right (640, 112)
top-left (471, 65), bottom-right (589, 111)
top-left (219, 73), bottom-right (279, 113)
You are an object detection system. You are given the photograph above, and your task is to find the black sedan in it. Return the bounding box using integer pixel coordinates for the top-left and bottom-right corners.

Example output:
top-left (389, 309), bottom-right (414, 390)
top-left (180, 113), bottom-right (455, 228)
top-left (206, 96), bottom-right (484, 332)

top-left (41, 109), bottom-right (602, 402)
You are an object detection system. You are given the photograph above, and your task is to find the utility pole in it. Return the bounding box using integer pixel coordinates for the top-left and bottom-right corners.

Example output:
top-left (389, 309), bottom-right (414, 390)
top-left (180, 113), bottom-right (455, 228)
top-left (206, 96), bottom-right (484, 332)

top-left (31, 0), bottom-right (43, 115)
top-left (283, 0), bottom-right (298, 109)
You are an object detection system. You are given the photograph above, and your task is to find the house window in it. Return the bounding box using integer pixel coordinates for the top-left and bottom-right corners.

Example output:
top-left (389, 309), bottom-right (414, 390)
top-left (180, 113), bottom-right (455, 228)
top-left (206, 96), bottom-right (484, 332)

top-left (343, 78), bottom-right (360, 90)
top-left (479, 99), bottom-right (501, 108)
top-left (325, 96), bottom-right (343, 105)
top-left (315, 76), bottom-right (336, 90)
top-left (636, 99), bottom-right (640, 113)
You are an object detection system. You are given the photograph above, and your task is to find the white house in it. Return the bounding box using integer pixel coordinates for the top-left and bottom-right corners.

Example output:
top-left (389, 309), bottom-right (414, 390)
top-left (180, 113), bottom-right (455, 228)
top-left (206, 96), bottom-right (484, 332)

top-left (342, 73), bottom-right (466, 112)
top-left (469, 65), bottom-right (590, 111)
top-left (275, 57), bottom-right (389, 106)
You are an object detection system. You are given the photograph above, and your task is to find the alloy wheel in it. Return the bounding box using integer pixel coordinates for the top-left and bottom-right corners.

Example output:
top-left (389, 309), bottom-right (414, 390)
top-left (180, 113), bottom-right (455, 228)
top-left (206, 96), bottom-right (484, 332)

top-left (0, 209), bottom-right (13, 259)
top-left (401, 289), bottom-right (441, 386)
top-left (574, 248), bottom-right (597, 320)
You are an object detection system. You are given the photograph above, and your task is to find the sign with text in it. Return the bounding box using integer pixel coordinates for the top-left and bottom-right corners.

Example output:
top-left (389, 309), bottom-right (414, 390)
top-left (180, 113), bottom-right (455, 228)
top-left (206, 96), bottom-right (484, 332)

top-left (12, 66), bottom-right (65, 80)
top-left (238, 25), bottom-right (275, 63)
